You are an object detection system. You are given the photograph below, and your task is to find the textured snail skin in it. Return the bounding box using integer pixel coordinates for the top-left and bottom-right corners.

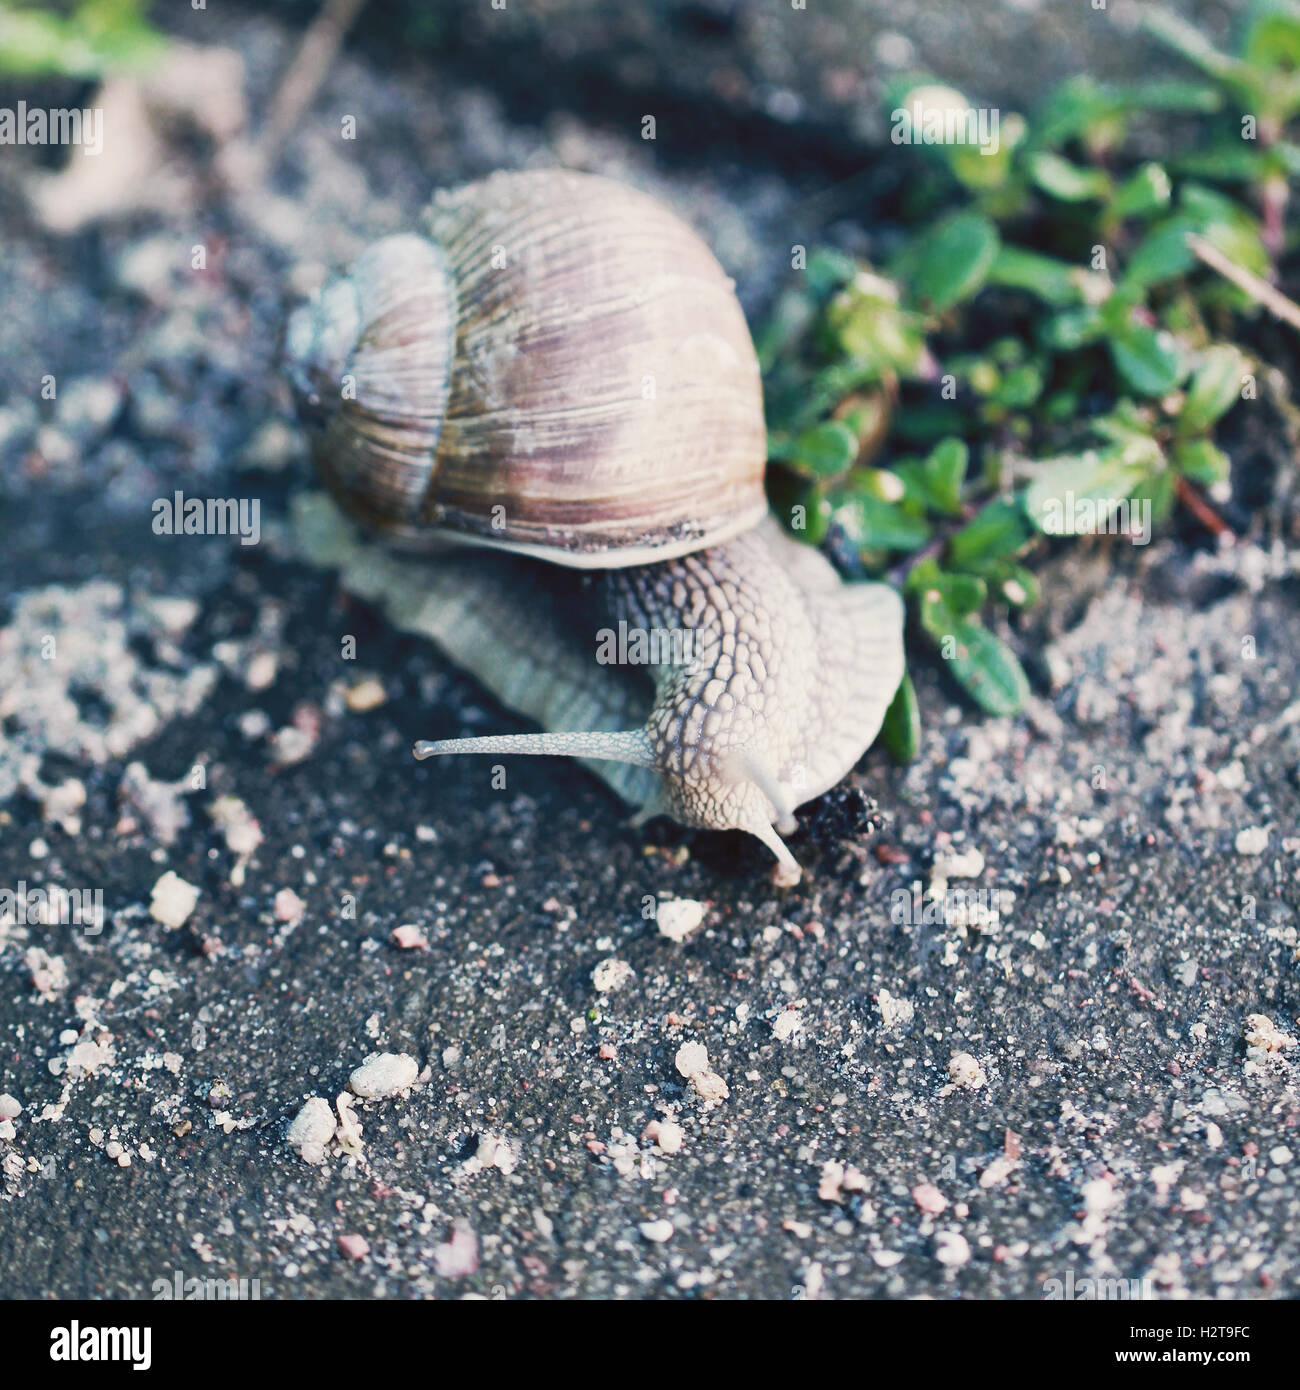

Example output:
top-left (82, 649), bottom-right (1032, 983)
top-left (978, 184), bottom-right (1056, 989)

top-left (295, 495), bottom-right (904, 884)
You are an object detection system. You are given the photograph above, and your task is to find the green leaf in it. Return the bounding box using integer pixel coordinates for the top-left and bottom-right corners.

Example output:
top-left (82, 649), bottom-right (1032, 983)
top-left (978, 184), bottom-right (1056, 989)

top-left (826, 281), bottom-right (929, 378)
top-left (1035, 75), bottom-right (1220, 147)
top-left (766, 469), bottom-right (834, 546)
top-left (1173, 437), bottom-right (1231, 485)
top-left (805, 248), bottom-right (861, 296)
top-left (1034, 75), bottom-right (1123, 147)
top-left (1040, 307), bottom-right (1106, 350)
top-left (949, 619), bottom-right (1030, 716)
top-left (948, 498), bottom-right (1033, 568)
top-left (904, 211), bottom-right (1001, 312)
top-left (788, 420), bottom-right (859, 479)
top-left (1244, 2), bottom-right (1300, 73)
top-left (918, 593), bottom-right (1030, 716)
top-left (1180, 185), bottom-right (1271, 275)
top-left (1123, 220), bottom-right (1198, 289)
top-left (1120, 191), bottom-right (1268, 295)
top-left (947, 138), bottom-right (1019, 192)
top-left (1147, 467), bottom-right (1178, 524)
top-left (1030, 151), bottom-right (1111, 202)
top-left (1180, 345), bottom-right (1250, 433)
top-left (880, 671), bottom-right (921, 763)
top-left (920, 438), bottom-right (968, 516)
top-left (1110, 79), bottom-right (1223, 113)
top-left (906, 559), bottom-right (986, 615)
top-left (1109, 163), bottom-right (1172, 220)
top-left (940, 572), bottom-right (988, 618)
top-left (1174, 144), bottom-right (1269, 182)
top-left (1109, 323), bottom-right (1187, 397)
top-left (992, 363), bottom-right (1045, 409)
top-left (833, 494), bottom-right (931, 552)
top-left (986, 245), bottom-right (1086, 306)
top-left (1023, 449), bottom-right (1151, 535)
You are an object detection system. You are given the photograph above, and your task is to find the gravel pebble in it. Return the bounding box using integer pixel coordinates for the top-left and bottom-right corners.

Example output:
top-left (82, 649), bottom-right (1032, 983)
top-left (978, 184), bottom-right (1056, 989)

top-left (656, 898), bottom-right (706, 941)
top-left (286, 1096), bottom-right (336, 1161)
top-left (148, 871), bottom-right (200, 929)
top-left (348, 1052), bottom-right (419, 1099)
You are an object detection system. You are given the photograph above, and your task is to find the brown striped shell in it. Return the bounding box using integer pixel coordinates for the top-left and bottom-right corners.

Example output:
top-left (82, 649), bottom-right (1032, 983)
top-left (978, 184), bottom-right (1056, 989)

top-left (286, 169), bottom-right (768, 568)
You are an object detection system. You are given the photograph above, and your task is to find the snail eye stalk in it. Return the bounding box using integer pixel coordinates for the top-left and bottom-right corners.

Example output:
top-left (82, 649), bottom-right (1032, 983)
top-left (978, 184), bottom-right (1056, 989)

top-left (414, 728), bottom-right (656, 768)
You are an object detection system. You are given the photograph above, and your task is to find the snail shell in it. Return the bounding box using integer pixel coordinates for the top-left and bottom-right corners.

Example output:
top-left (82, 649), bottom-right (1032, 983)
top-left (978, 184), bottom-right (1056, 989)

top-left (287, 169), bottom-right (768, 566)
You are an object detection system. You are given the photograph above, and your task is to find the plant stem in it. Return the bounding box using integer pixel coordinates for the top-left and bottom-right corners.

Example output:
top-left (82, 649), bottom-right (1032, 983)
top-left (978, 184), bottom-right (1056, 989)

top-left (1175, 475), bottom-right (1233, 541)
top-left (1187, 234), bottom-right (1300, 334)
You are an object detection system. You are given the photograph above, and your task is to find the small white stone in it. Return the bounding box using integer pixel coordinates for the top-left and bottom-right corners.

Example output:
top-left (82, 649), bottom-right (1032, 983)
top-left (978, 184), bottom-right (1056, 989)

top-left (337, 1233), bottom-right (369, 1261)
top-left (149, 871), bottom-right (200, 929)
top-left (645, 1119), bottom-right (684, 1154)
top-left (274, 887), bottom-right (306, 924)
top-left (675, 1041), bottom-right (710, 1079)
top-left (674, 1040), bottom-right (729, 1101)
top-left (656, 898), bottom-right (706, 942)
top-left (947, 1052), bottom-right (986, 1090)
top-left (877, 989), bottom-right (914, 1030)
top-left (639, 1219), bottom-right (674, 1243)
top-left (348, 1052), bottom-right (419, 1099)
top-left (1235, 826), bottom-right (1269, 856)
top-left (772, 1010), bottom-right (803, 1042)
top-left (692, 1069), bottom-right (730, 1102)
top-left (1245, 1013), bottom-right (1294, 1052)
top-left (286, 1096), bottom-right (335, 1157)
top-left (592, 958), bottom-right (634, 993)
top-left (935, 1230), bottom-right (971, 1267)
top-left (913, 1183), bottom-right (947, 1215)
top-left (433, 1225), bottom-right (479, 1277)
top-left (0, 1094), bottom-right (21, 1120)
top-left (934, 846), bottom-right (984, 879)
top-left (343, 678), bottom-right (387, 712)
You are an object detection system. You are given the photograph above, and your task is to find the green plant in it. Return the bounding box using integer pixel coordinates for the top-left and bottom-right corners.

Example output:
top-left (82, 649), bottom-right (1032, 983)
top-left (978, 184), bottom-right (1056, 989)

top-left (0, 0), bottom-right (163, 79)
top-left (763, 2), bottom-right (1293, 757)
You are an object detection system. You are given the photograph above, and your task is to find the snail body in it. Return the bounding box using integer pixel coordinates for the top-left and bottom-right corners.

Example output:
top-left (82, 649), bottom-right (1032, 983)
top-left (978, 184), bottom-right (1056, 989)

top-left (288, 170), bottom-right (904, 884)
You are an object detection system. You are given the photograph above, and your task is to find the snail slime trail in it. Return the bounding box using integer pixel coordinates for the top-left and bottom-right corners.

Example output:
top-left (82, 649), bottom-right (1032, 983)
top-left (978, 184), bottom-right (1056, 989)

top-left (287, 170), bottom-right (905, 884)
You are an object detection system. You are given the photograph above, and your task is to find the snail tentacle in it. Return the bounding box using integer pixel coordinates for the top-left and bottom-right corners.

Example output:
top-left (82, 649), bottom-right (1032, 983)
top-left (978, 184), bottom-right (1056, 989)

top-left (415, 728), bottom-right (655, 767)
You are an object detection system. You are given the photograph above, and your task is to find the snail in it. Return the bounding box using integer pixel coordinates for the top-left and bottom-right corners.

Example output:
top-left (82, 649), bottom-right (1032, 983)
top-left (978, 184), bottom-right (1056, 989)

top-left (286, 169), bottom-right (905, 885)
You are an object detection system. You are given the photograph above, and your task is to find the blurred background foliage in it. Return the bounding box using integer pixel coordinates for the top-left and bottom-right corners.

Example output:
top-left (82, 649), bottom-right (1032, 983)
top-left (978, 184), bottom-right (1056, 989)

top-left (0, 0), bottom-right (162, 76)
top-left (761, 0), bottom-right (1300, 753)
